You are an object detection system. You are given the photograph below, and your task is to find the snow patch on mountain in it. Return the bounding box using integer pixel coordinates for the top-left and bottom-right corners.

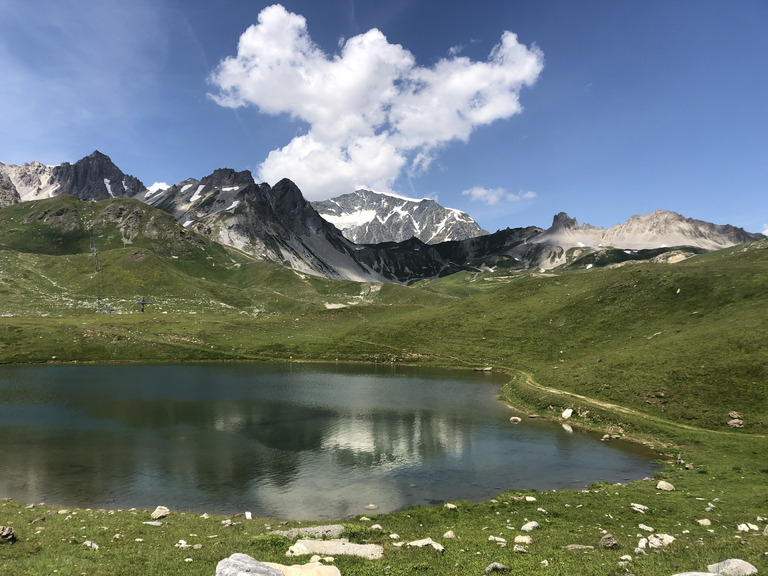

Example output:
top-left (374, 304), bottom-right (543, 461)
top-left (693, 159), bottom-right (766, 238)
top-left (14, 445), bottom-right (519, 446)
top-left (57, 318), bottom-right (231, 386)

top-left (312, 189), bottom-right (488, 245)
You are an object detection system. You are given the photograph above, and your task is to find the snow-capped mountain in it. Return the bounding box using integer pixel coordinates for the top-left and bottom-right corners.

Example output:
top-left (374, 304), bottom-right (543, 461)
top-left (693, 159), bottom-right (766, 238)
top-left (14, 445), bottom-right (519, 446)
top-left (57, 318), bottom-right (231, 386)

top-left (312, 189), bottom-right (488, 244)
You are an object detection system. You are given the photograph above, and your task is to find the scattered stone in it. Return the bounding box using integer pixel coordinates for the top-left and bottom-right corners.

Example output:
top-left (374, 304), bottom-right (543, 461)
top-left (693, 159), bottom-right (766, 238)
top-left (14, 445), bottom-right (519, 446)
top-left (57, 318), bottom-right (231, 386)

top-left (245, 512), bottom-right (252, 520)
top-left (736, 523), bottom-right (759, 532)
top-left (524, 496), bottom-right (537, 502)
top-left (175, 540), bottom-right (191, 549)
top-left (287, 539), bottom-right (384, 559)
top-left (521, 521), bottom-right (539, 532)
top-left (630, 503), bottom-right (648, 514)
top-left (697, 519), bottom-right (711, 526)
top-left (656, 480), bottom-right (675, 491)
top-left (729, 411), bottom-right (743, 419)
top-left (514, 535), bottom-right (532, 545)
top-left (443, 531), bottom-right (456, 539)
top-left (488, 535), bottom-right (506, 543)
top-left (647, 533), bottom-right (675, 548)
top-left (370, 524), bottom-right (382, 531)
top-left (728, 419), bottom-right (744, 428)
top-left (389, 534), bottom-right (399, 540)
top-left (763, 525), bottom-right (768, 536)
top-left (685, 463), bottom-right (695, 470)
top-left (601, 434), bottom-right (611, 441)
top-left (151, 505), bottom-right (170, 520)
top-left (599, 534), bottom-right (619, 548)
top-left (358, 517), bottom-right (371, 522)
top-left (562, 544), bottom-right (594, 551)
top-left (540, 560), bottom-right (549, 567)
top-left (620, 555), bottom-right (632, 561)
top-left (638, 523), bottom-right (655, 532)
top-left (484, 562), bottom-right (509, 573)
top-left (83, 540), bottom-right (99, 550)
top-left (561, 408), bottom-right (573, 419)
top-left (143, 521), bottom-right (163, 527)
top-left (670, 573), bottom-right (714, 576)
top-left (406, 538), bottom-right (444, 553)
top-left (0, 527), bottom-right (15, 544)
top-left (707, 558), bottom-right (758, 576)
top-left (509, 416), bottom-right (522, 424)
top-left (444, 503), bottom-right (457, 509)
top-left (309, 555), bottom-right (334, 564)
top-left (512, 544), bottom-right (528, 553)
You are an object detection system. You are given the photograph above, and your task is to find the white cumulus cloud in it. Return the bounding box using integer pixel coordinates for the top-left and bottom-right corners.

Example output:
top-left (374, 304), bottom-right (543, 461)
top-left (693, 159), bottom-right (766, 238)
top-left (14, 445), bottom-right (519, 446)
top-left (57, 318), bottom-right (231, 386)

top-left (207, 4), bottom-right (543, 200)
top-left (462, 186), bottom-right (537, 205)
top-left (762, 223), bottom-right (768, 236)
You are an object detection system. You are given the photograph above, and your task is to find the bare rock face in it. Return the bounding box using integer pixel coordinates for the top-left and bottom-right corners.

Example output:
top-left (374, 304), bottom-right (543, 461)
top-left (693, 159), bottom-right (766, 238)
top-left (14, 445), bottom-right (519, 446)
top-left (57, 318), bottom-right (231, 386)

top-left (0, 171), bottom-right (20, 207)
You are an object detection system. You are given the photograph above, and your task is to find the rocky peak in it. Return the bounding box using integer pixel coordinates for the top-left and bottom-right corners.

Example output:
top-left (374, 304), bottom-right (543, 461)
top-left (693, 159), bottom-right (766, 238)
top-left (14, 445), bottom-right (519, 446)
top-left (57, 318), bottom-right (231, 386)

top-left (51, 151), bottom-right (146, 201)
top-left (550, 212), bottom-right (579, 229)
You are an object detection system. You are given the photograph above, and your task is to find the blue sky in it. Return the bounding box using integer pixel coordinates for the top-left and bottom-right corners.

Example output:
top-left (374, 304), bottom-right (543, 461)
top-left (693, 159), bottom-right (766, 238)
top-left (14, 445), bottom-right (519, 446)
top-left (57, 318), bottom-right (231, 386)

top-left (1, 0), bottom-right (766, 235)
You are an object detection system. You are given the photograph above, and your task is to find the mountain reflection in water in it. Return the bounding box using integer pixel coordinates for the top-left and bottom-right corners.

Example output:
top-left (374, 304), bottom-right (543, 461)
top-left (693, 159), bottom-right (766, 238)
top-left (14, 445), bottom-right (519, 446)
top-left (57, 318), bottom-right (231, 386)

top-left (0, 363), bottom-right (656, 519)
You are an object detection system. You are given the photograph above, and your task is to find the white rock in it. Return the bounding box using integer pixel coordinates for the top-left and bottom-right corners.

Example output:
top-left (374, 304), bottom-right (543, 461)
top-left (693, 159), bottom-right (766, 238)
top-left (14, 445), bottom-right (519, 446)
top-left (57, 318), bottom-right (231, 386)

top-left (143, 521), bottom-right (163, 527)
top-left (521, 521), bottom-right (539, 532)
top-left (151, 505), bottom-right (170, 520)
top-left (638, 523), bottom-right (654, 532)
top-left (514, 535), bottom-right (532, 544)
top-left (443, 531), bottom-right (456, 539)
top-left (488, 535), bottom-right (506, 543)
top-left (630, 503), bottom-right (648, 514)
top-left (244, 511), bottom-right (252, 520)
top-left (562, 408), bottom-right (573, 419)
top-left (524, 496), bottom-right (537, 502)
top-left (707, 558), bottom-right (758, 576)
top-left (656, 480), bottom-right (675, 491)
top-left (737, 524), bottom-right (750, 532)
top-left (370, 524), bottom-right (382, 530)
top-left (390, 534), bottom-right (400, 539)
top-left (444, 503), bottom-right (457, 509)
top-left (747, 523), bottom-right (759, 531)
top-left (648, 533), bottom-right (675, 548)
top-left (697, 519), bottom-right (711, 526)
top-left (287, 539), bottom-right (383, 560)
top-left (509, 416), bottom-right (522, 424)
top-left (407, 538), bottom-right (444, 552)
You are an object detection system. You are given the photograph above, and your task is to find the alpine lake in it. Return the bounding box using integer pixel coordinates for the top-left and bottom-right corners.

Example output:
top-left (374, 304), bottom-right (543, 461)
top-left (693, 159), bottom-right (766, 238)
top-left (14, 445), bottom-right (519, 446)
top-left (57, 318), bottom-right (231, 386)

top-left (0, 363), bottom-right (657, 520)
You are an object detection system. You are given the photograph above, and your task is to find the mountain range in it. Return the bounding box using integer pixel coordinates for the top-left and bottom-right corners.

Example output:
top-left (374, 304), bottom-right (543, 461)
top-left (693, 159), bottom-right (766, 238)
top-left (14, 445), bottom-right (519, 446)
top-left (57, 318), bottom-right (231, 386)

top-left (0, 151), bottom-right (763, 283)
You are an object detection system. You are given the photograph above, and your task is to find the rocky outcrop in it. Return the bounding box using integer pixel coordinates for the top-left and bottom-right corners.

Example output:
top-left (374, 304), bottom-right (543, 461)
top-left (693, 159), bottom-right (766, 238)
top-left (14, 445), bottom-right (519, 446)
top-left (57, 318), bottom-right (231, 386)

top-left (0, 171), bottom-right (20, 207)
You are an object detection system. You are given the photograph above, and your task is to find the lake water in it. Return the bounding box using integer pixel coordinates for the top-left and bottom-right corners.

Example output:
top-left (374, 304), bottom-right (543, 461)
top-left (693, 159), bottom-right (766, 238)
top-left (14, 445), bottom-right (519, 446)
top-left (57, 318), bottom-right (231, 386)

top-left (0, 363), bottom-right (656, 519)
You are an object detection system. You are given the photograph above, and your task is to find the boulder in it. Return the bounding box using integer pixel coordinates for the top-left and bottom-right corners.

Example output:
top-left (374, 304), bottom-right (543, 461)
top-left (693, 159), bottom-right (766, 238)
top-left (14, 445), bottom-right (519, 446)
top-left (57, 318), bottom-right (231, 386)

top-left (561, 408), bottom-right (573, 419)
top-left (287, 539), bottom-right (383, 559)
top-left (727, 419), bottom-right (744, 428)
top-left (599, 533), bottom-right (619, 548)
top-left (509, 416), bottom-right (522, 424)
top-left (0, 527), bottom-right (15, 543)
top-left (264, 561), bottom-right (341, 576)
top-left (656, 480), bottom-right (675, 491)
top-left (647, 533), bottom-right (675, 548)
top-left (729, 411), bottom-right (743, 419)
top-left (216, 554), bottom-right (284, 576)
top-left (150, 505), bottom-right (170, 520)
top-left (707, 558), bottom-right (758, 576)
top-left (521, 521), bottom-right (539, 532)
top-left (485, 562), bottom-right (509, 573)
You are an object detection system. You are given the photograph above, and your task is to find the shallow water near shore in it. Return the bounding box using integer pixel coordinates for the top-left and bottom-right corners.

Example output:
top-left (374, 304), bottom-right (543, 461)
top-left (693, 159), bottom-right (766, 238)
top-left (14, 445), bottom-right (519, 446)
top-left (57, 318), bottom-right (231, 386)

top-left (0, 362), bottom-right (656, 519)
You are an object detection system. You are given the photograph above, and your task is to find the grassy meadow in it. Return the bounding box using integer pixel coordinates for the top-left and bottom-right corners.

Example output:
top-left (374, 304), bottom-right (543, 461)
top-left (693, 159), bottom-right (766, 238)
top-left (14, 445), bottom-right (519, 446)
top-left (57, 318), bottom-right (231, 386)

top-left (0, 198), bottom-right (766, 574)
